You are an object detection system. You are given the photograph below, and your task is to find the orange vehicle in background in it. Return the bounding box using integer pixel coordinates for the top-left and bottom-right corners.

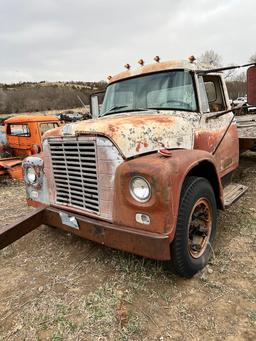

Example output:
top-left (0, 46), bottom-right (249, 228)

top-left (0, 115), bottom-right (60, 179)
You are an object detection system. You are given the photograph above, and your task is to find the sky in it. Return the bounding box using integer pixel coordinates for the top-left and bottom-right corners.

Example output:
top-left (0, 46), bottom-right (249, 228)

top-left (0, 0), bottom-right (255, 83)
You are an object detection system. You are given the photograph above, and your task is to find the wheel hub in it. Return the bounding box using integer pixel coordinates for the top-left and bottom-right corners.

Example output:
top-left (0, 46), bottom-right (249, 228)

top-left (188, 198), bottom-right (212, 258)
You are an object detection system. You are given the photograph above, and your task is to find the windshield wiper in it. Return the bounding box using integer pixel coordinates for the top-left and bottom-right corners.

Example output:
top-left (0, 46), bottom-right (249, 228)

top-left (101, 105), bottom-right (128, 116)
top-left (118, 108), bottom-right (158, 113)
top-left (130, 108), bottom-right (152, 111)
top-left (101, 106), bottom-right (158, 117)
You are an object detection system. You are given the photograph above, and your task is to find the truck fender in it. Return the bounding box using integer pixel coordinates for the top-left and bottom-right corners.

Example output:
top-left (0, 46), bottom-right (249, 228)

top-left (113, 149), bottom-right (223, 241)
top-left (160, 149), bottom-right (224, 241)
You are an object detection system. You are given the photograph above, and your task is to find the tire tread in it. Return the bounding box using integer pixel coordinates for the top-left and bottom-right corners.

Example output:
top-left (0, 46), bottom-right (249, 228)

top-left (171, 176), bottom-right (217, 278)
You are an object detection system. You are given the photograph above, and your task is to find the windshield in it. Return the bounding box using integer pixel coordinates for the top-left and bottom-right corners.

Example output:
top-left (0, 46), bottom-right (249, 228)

top-left (39, 122), bottom-right (59, 136)
top-left (101, 70), bottom-right (197, 116)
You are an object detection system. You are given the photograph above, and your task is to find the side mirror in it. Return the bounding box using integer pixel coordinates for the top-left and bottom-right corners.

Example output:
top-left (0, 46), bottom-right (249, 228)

top-left (90, 91), bottom-right (105, 119)
top-left (247, 66), bottom-right (256, 105)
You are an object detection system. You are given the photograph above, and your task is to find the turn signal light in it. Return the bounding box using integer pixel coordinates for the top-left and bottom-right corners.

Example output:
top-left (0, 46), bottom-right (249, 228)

top-left (159, 149), bottom-right (172, 157)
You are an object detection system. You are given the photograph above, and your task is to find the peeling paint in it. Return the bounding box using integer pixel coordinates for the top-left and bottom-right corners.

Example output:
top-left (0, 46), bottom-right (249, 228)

top-left (51, 112), bottom-right (197, 158)
top-left (23, 155), bottom-right (50, 204)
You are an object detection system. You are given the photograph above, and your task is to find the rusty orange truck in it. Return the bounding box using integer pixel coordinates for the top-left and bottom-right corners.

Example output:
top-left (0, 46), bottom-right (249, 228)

top-left (0, 115), bottom-right (59, 179)
top-left (1, 58), bottom-right (256, 278)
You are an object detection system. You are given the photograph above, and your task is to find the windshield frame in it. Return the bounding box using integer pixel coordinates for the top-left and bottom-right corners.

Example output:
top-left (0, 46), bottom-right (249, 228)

top-left (100, 69), bottom-right (199, 117)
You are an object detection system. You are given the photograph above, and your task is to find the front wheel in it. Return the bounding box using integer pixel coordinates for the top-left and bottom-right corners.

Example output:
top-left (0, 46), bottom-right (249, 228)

top-left (170, 176), bottom-right (217, 278)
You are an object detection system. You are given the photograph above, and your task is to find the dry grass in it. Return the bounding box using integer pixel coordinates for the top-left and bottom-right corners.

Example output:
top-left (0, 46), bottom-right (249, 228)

top-left (0, 153), bottom-right (256, 340)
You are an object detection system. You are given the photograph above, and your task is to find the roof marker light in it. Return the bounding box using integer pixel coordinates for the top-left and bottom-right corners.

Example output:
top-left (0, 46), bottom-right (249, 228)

top-left (154, 56), bottom-right (160, 62)
top-left (124, 63), bottom-right (131, 69)
top-left (188, 55), bottom-right (196, 63)
top-left (138, 59), bottom-right (144, 66)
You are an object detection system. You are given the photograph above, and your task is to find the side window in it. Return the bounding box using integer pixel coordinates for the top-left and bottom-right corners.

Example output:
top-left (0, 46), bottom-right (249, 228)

top-left (198, 76), bottom-right (210, 113)
top-left (8, 124), bottom-right (30, 136)
top-left (40, 123), bottom-right (59, 136)
top-left (202, 75), bottom-right (226, 113)
top-left (204, 82), bottom-right (217, 103)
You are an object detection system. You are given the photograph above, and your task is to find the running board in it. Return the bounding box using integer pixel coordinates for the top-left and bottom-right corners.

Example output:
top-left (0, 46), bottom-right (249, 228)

top-left (223, 183), bottom-right (248, 208)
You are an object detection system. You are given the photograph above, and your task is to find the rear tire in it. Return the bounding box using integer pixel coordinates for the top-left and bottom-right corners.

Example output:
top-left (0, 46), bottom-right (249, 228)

top-left (170, 176), bottom-right (217, 278)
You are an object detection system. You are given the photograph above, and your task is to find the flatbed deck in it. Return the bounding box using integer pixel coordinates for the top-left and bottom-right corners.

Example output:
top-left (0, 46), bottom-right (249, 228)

top-left (236, 114), bottom-right (256, 139)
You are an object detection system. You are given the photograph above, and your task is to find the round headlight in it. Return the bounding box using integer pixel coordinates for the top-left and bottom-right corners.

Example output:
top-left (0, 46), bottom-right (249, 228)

top-left (26, 167), bottom-right (37, 184)
top-left (130, 176), bottom-right (151, 203)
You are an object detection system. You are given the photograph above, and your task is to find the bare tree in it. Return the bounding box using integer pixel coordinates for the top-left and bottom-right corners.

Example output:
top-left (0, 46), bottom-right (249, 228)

top-left (0, 88), bottom-right (7, 113)
top-left (249, 53), bottom-right (256, 63)
top-left (198, 50), bottom-right (236, 80)
top-left (226, 72), bottom-right (247, 99)
top-left (198, 49), bottom-right (222, 67)
top-left (224, 63), bottom-right (238, 80)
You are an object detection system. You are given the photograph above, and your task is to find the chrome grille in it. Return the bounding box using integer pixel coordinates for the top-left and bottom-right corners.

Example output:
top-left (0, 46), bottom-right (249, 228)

top-left (49, 139), bottom-right (99, 213)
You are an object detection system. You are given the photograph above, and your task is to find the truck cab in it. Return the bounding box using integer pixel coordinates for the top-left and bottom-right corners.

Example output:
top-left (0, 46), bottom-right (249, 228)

top-left (95, 61), bottom-right (238, 178)
top-left (4, 115), bottom-right (60, 157)
top-left (3, 58), bottom-right (256, 277)
top-left (0, 115), bottom-right (60, 179)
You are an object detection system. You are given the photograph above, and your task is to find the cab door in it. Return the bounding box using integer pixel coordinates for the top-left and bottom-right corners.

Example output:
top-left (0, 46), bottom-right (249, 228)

top-left (7, 123), bottom-right (32, 157)
top-left (194, 74), bottom-right (239, 178)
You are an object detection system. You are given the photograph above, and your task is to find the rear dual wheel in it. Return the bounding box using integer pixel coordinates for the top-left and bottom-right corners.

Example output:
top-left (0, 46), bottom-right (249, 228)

top-left (170, 176), bottom-right (217, 278)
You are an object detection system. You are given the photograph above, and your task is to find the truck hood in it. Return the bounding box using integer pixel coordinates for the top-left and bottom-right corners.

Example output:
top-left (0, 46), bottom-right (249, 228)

top-left (46, 112), bottom-right (194, 158)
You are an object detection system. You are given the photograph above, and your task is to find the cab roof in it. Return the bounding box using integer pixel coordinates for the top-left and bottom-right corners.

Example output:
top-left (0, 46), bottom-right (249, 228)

top-left (108, 59), bottom-right (213, 84)
top-left (5, 115), bottom-right (59, 124)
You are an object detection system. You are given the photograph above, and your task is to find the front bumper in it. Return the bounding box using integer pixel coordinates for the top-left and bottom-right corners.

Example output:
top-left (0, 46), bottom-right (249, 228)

top-left (0, 206), bottom-right (171, 261)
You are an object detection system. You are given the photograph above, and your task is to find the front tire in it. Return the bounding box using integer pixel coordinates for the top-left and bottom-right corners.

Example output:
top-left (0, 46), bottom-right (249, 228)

top-left (170, 176), bottom-right (217, 278)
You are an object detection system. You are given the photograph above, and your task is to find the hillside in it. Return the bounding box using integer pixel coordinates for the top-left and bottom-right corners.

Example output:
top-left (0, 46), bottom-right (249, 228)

top-left (0, 81), bottom-right (106, 115)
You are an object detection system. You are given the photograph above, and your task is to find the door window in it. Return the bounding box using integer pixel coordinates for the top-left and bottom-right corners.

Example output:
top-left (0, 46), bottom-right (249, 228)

top-left (199, 75), bottom-right (227, 113)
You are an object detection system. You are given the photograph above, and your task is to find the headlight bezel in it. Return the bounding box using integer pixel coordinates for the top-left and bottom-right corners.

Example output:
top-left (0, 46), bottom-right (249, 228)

top-left (26, 167), bottom-right (37, 184)
top-left (129, 176), bottom-right (152, 203)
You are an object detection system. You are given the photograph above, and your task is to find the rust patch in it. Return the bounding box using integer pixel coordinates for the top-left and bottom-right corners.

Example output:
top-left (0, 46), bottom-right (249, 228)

top-left (43, 207), bottom-right (171, 261)
top-left (113, 149), bottom-right (222, 238)
top-left (43, 125), bottom-right (64, 139)
top-left (136, 142), bottom-right (141, 152)
top-left (108, 124), bottom-right (118, 133)
top-left (247, 66), bottom-right (256, 105)
top-left (194, 123), bottom-right (239, 177)
top-left (60, 113), bottom-right (193, 158)
top-left (135, 141), bottom-right (149, 152)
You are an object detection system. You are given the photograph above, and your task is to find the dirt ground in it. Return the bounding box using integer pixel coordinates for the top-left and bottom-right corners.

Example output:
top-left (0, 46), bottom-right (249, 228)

top-left (0, 153), bottom-right (255, 341)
